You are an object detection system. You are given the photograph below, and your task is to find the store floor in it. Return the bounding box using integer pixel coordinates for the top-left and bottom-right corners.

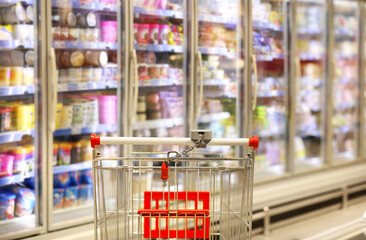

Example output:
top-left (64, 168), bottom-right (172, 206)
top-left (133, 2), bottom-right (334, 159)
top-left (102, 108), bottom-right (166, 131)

top-left (253, 201), bottom-right (366, 240)
top-left (25, 202), bottom-right (366, 240)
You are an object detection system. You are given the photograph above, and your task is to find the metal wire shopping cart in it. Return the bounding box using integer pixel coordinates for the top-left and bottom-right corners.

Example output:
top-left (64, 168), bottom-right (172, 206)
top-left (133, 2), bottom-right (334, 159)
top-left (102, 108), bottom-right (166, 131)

top-left (91, 130), bottom-right (259, 240)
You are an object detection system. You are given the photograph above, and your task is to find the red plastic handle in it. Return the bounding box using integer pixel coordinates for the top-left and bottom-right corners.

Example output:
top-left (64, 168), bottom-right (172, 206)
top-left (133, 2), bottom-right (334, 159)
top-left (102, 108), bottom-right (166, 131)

top-left (249, 135), bottom-right (259, 150)
top-left (90, 134), bottom-right (100, 148)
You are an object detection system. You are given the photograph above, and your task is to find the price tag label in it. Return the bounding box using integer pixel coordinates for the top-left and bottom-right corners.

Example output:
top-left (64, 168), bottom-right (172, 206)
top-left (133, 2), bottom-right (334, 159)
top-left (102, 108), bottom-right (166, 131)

top-left (78, 82), bottom-right (87, 90)
top-left (79, 1), bottom-right (90, 9)
top-left (56, 0), bottom-right (64, 7)
top-left (89, 42), bottom-right (97, 49)
top-left (137, 44), bottom-right (147, 50)
top-left (54, 41), bottom-right (65, 49)
top-left (71, 127), bottom-right (82, 135)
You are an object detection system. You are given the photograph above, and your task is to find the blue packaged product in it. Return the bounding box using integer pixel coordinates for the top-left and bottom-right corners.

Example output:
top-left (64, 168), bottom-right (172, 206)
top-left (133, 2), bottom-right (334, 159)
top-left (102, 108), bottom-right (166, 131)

top-left (14, 188), bottom-right (35, 217)
top-left (64, 186), bottom-right (78, 208)
top-left (0, 192), bottom-right (15, 220)
top-left (53, 188), bottom-right (64, 210)
top-left (69, 171), bottom-right (81, 185)
top-left (24, 177), bottom-right (35, 189)
top-left (54, 172), bottom-right (70, 188)
top-left (80, 169), bottom-right (93, 184)
top-left (77, 184), bottom-right (93, 205)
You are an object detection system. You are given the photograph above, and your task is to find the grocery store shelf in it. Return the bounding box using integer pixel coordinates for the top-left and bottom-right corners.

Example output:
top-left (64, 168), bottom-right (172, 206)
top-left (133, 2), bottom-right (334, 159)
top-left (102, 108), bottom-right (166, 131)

top-left (299, 129), bottom-right (321, 138)
top-left (135, 43), bottom-right (183, 53)
top-left (0, 214), bottom-right (35, 229)
top-left (139, 79), bottom-right (182, 87)
top-left (51, 0), bottom-right (117, 11)
top-left (0, 85), bottom-right (34, 97)
top-left (0, 40), bottom-right (33, 49)
top-left (335, 102), bottom-right (356, 110)
top-left (256, 54), bottom-right (284, 61)
top-left (134, 7), bottom-right (183, 19)
top-left (255, 129), bottom-right (284, 138)
top-left (0, 174), bottom-right (25, 187)
top-left (57, 81), bottom-right (117, 92)
top-left (0, 130), bottom-right (34, 144)
top-left (253, 21), bottom-right (283, 31)
top-left (53, 161), bottom-right (92, 174)
top-left (199, 47), bottom-right (236, 58)
top-left (198, 14), bottom-right (236, 25)
top-left (54, 124), bottom-right (117, 136)
top-left (0, 0), bottom-right (33, 4)
top-left (198, 112), bottom-right (230, 123)
top-left (297, 28), bottom-right (322, 35)
top-left (257, 90), bottom-right (284, 98)
top-left (334, 125), bottom-right (353, 135)
top-left (299, 54), bottom-right (322, 61)
top-left (133, 117), bottom-right (184, 130)
top-left (53, 41), bottom-right (117, 50)
top-left (200, 79), bottom-right (230, 86)
top-left (335, 55), bottom-right (357, 60)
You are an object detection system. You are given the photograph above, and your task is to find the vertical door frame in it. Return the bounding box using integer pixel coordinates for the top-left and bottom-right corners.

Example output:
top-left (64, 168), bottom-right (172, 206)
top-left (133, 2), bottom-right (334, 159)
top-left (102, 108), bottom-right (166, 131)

top-left (244, 0), bottom-right (253, 142)
top-left (38, 0), bottom-right (48, 233)
top-left (125, 0), bottom-right (132, 156)
top-left (358, 2), bottom-right (365, 161)
top-left (45, 0), bottom-right (54, 230)
top-left (324, 0), bottom-right (334, 166)
top-left (286, 0), bottom-right (296, 175)
top-left (189, 0), bottom-right (198, 132)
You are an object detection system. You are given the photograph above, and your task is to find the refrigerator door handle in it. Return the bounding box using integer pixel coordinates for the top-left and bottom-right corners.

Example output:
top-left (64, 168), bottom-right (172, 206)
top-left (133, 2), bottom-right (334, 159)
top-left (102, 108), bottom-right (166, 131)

top-left (196, 51), bottom-right (204, 119)
top-left (49, 47), bottom-right (58, 132)
top-left (252, 54), bottom-right (258, 111)
top-left (130, 49), bottom-right (139, 123)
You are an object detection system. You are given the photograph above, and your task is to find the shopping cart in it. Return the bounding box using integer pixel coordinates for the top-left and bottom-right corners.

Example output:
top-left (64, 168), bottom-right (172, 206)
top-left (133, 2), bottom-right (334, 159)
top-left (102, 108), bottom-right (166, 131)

top-left (91, 130), bottom-right (259, 240)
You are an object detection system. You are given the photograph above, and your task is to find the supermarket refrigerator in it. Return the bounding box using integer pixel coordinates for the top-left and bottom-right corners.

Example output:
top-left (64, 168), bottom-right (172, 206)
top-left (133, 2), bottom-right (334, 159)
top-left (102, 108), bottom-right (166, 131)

top-left (0, 0), bottom-right (47, 239)
top-left (331, 0), bottom-right (362, 163)
top-left (129, 0), bottom-right (188, 154)
top-left (251, 0), bottom-right (288, 180)
top-left (292, 0), bottom-right (327, 172)
top-left (46, 0), bottom-right (126, 231)
top-left (193, 0), bottom-right (246, 157)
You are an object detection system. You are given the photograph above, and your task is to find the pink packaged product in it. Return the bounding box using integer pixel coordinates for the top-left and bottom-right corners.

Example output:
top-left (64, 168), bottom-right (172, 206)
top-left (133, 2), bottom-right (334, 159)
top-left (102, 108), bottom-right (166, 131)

top-left (0, 154), bottom-right (14, 177)
top-left (98, 95), bottom-right (117, 125)
top-left (159, 24), bottom-right (169, 44)
top-left (157, 0), bottom-right (167, 9)
top-left (148, 24), bottom-right (159, 44)
top-left (138, 24), bottom-right (149, 44)
top-left (100, 21), bottom-right (117, 43)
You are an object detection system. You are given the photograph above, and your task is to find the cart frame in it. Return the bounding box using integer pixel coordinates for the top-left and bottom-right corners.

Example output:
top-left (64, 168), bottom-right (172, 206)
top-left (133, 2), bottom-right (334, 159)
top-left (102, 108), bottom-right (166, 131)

top-left (91, 131), bottom-right (258, 240)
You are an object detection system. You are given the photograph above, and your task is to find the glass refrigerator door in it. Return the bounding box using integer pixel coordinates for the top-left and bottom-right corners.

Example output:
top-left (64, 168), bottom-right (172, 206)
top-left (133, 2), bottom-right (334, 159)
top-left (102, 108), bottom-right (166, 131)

top-left (252, 0), bottom-right (286, 179)
top-left (49, 0), bottom-right (122, 229)
top-left (333, 0), bottom-right (360, 162)
top-left (196, 0), bottom-right (244, 156)
top-left (294, 0), bottom-right (326, 171)
top-left (0, 0), bottom-right (44, 238)
top-left (131, 1), bottom-right (186, 153)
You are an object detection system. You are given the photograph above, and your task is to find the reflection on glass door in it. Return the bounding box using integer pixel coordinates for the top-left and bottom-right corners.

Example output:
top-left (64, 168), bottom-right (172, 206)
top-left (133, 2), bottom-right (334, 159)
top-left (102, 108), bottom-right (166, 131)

top-left (252, 0), bottom-right (286, 179)
top-left (0, 0), bottom-right (41, 237)
top-left (132, 1), bottom-right (185, 153)
top-left (333, 0), bottom-right (360, 162)
top-left (197, 0), bottom-right (243, 156)
top-left (294, 0), bottom-right (326, 171)
top-left (50, 0), bottom-right (120, 227)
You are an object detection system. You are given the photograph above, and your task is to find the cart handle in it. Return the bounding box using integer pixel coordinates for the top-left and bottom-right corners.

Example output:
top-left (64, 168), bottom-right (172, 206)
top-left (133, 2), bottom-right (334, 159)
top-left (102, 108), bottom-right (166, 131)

top-left (90, 134), bottom-right (259, 150)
